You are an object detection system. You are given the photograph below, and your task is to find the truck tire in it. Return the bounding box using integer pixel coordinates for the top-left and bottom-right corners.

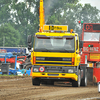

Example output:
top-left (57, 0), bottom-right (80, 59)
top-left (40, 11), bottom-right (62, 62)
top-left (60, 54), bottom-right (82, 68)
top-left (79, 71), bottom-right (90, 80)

top-left (72, 70), bottom-right (81, 87)
top-left (81, 69), bottom-right (87, 86)
top-left (87, 68), bottom-right (93, 85)
top-left (32, 78), bottom-right (40, 86)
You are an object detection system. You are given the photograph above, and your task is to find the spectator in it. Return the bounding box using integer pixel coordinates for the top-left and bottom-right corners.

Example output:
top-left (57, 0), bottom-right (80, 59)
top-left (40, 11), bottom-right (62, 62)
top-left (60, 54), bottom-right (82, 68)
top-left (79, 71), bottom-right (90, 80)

top-left (65, 40), bottom-right (72, 49)
top-left (89, 34), bottom-right (98, 41)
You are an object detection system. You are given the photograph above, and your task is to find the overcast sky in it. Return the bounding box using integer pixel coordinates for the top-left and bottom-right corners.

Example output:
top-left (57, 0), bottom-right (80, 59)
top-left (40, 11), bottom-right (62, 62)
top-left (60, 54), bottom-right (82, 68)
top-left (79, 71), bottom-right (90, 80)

top-left (18, 0), bottom-right (100, 10)
top-left (79, 0), bottom-right (100, 10)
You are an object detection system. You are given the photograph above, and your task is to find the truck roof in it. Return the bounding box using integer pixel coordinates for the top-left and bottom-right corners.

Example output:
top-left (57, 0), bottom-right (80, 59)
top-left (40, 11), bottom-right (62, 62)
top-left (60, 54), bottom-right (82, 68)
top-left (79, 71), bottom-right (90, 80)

top-left (35, 32), bottom-right (78, 37)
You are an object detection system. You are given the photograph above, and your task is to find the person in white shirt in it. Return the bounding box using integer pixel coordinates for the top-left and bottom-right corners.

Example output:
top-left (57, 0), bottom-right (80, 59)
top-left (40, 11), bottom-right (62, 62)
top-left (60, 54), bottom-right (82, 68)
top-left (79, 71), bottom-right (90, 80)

top-left (89, 34), bottom-right (98, 41)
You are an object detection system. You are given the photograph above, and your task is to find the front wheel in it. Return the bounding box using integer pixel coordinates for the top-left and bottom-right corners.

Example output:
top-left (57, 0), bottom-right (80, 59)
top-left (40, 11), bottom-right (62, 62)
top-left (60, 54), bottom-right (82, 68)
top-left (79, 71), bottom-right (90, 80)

top-left (72, 70), bottom-right (81, 87)
top-left (32, 78), bottom-right (40, 86)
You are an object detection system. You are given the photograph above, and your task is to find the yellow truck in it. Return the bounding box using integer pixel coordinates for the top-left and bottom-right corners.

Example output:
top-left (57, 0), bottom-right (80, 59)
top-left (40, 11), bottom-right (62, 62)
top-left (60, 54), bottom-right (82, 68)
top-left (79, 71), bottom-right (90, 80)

top-left (28, 0), bottom-right (87, 87)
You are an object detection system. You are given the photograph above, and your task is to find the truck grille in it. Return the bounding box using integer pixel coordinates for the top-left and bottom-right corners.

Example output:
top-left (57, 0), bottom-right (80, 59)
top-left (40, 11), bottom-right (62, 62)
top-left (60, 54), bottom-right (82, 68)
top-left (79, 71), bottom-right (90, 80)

top-left (36, 57), bottom-right (72, 65)
top-left (48, 74), bottom-right (59, 76)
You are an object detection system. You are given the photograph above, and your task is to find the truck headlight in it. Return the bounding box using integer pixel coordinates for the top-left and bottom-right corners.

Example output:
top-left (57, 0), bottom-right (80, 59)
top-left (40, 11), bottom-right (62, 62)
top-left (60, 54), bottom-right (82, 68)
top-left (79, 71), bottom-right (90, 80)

top-left (34, 68), bottom-right (39, 72)
top-left (68, 69), bottom-right (73, 73)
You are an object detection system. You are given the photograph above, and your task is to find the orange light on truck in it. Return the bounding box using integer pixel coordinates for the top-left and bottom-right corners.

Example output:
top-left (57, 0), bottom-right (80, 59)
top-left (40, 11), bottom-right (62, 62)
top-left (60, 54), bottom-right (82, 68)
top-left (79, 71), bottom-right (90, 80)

top-left (72, 58), bottom-right (74, 65)
top-left (33, 56), bottom-right (36, 64)
top-left (70, 29), bottom-right (73, 33)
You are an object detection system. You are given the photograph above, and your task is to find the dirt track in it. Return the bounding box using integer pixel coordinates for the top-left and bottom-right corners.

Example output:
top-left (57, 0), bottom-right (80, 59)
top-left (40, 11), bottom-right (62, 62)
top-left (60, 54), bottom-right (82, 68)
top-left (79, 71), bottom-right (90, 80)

top-left (0, 76), bottom-right (100, 100)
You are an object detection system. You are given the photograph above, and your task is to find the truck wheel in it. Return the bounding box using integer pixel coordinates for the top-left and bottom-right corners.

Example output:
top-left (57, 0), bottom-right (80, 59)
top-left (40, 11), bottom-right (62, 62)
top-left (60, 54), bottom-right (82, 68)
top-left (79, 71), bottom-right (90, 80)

top-left (32, 78), bottom-right (40, 86)
top-left (72, 70), bottom-right (81, 87)
top-left (81, 69), bottom-right (87, 86)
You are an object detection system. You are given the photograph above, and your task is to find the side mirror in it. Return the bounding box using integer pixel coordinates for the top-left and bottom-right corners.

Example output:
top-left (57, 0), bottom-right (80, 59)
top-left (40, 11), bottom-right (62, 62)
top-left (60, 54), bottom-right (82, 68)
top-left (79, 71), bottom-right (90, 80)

top-left (79, 41), bottom-right (83, 48)
top-left (27, 35), bottom-right (32, 50)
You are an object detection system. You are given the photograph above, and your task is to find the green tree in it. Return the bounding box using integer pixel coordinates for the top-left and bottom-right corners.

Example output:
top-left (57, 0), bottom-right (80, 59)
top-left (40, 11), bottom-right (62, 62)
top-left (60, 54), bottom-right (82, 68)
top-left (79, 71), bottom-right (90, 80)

top-left (0, 0), bottom-right (12, 24)
top-left (0, 23), bottom-right (20, 47)
top-left (80, 4), bottom-right (100, 23)
top-left (11, 0), bottom-right (38, 46)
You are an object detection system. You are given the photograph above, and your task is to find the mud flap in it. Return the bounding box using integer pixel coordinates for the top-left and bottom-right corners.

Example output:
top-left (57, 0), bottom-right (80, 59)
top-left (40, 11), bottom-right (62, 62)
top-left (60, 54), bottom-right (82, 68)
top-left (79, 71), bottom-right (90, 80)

top-left (80, 64), bottom-right (93, 86)
top-left (87, 68), bottom-right (93, 85)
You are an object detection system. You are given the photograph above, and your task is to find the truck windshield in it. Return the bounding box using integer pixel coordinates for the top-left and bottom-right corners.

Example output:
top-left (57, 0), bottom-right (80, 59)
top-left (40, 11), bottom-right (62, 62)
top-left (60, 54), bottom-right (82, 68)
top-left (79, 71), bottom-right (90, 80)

top-left (84, 32), bottom-right (100, 41)
top-left (34, 36), bottom-right (75, 52)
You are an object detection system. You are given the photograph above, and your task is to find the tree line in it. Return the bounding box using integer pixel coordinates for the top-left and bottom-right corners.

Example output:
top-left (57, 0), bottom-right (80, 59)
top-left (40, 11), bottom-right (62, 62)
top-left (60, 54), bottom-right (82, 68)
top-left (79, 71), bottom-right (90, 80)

top-left (0, 0), bottom-right (100, 47)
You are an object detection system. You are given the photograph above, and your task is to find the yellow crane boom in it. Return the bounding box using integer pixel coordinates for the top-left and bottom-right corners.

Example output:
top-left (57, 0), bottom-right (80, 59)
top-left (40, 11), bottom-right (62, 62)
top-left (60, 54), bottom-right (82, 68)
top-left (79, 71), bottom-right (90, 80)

top-left (39, 0), bottom-right (45, 32)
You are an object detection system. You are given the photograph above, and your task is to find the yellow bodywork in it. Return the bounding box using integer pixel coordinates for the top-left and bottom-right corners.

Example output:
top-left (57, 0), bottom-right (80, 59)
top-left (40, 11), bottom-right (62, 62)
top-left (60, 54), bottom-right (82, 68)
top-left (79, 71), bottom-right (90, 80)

top-left (31, 51), bottom-right (80, 67)
top-left (31, 31), bottom-right (80, 81)
top-left (32, 72), bottom-right (78, 81)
